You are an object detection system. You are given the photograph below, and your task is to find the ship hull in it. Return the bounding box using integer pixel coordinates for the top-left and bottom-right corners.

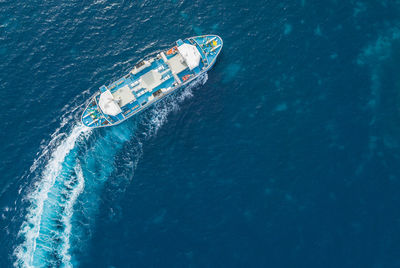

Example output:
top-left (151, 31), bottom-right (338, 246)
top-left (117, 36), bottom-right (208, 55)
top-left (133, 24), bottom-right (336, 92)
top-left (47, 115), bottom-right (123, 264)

top-left (81, 35), bottom-right (223, 128)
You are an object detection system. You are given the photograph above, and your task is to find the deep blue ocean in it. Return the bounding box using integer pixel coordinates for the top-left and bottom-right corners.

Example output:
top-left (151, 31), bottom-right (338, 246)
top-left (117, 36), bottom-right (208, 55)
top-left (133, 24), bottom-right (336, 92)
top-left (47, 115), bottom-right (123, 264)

top-left (1, 0), bottom-right (400, 267)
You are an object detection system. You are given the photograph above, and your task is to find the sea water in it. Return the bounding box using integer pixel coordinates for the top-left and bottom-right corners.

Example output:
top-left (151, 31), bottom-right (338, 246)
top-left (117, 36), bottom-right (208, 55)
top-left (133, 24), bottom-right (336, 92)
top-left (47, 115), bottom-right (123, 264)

top-left (1, 0), bottom-right (400, 267)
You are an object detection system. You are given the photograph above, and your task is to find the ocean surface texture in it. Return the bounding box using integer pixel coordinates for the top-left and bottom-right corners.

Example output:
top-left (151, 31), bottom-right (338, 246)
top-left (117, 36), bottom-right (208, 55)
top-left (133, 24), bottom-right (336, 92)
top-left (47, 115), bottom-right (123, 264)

top-left (1, 0), bottom-right (400, 267)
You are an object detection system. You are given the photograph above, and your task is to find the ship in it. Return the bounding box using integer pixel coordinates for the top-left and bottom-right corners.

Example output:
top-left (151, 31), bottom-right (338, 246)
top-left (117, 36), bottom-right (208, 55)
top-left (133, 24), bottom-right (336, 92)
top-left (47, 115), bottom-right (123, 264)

top-left (81, 35), bottom-right (223, 128)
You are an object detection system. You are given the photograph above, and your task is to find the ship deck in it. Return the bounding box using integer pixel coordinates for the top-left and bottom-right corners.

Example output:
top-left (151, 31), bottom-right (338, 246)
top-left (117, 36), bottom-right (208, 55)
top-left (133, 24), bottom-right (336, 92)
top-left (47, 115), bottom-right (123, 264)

top-left (82, 35), bottom-right (223, 128)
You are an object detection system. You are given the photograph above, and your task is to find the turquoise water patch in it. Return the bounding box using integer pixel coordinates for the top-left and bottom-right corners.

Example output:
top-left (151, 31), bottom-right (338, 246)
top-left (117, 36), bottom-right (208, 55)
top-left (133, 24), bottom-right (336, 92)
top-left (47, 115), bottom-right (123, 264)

top-left (193, 26), bottom-right (203, 35)
top-left (275, 80), bottom-right (281, 89)
top-left (180, 11), bottom-right (188, 20)
top-left (284, 23), bottom-right (292, 35)
top-left (151, 209), bottom-right (167, 224)
top-left (69, 48), bottom-right (78, 56)
top-left (234, 122), bottom-right (242, 128)
top-left (275, 102), bottom-right (288, 112)
top-left (314, 25), bottom-right (322, 36)
top-left (357, 27), bottom-right (400, 65)
top-left (330, 53), bottom-right (338, 59)
top-left (222, 63), bottom-right (241, 83)
top-left (211, 23), bottom-right (219, 31)
top-left (0, 47), bottom-right (7, 55)
top-left (357, 26), bottom-right (400, 115)
top-left (353, 2), bottom-right (367, 17)
top-left (264, 187), bottom-right (272, 195)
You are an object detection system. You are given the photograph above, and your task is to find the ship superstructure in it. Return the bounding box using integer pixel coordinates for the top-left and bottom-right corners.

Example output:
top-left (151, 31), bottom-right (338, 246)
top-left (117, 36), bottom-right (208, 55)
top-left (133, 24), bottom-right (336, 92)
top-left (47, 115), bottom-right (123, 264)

top-left (82, 35), bottom-right (222, 128)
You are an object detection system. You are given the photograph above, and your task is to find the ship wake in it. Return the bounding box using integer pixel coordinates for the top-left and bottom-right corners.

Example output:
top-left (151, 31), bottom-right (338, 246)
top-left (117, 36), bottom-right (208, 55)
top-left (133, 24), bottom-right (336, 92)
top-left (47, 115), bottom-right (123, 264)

top-left (13, 73), bottom-right (208, 267)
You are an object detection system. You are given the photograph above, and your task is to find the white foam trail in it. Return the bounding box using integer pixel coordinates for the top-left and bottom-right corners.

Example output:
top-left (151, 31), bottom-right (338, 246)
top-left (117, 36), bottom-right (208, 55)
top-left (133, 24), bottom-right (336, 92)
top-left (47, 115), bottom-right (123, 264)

top-left (14, 124), bottom-right (91, 268)
top-left (29, 92), bottom-right (90, 175)
top-left (60, 163), bottom-right (85, 268)
top-left (144, 73), bottom-right (208, 137)
top-left (14, 73), bottom-right (208, 267)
